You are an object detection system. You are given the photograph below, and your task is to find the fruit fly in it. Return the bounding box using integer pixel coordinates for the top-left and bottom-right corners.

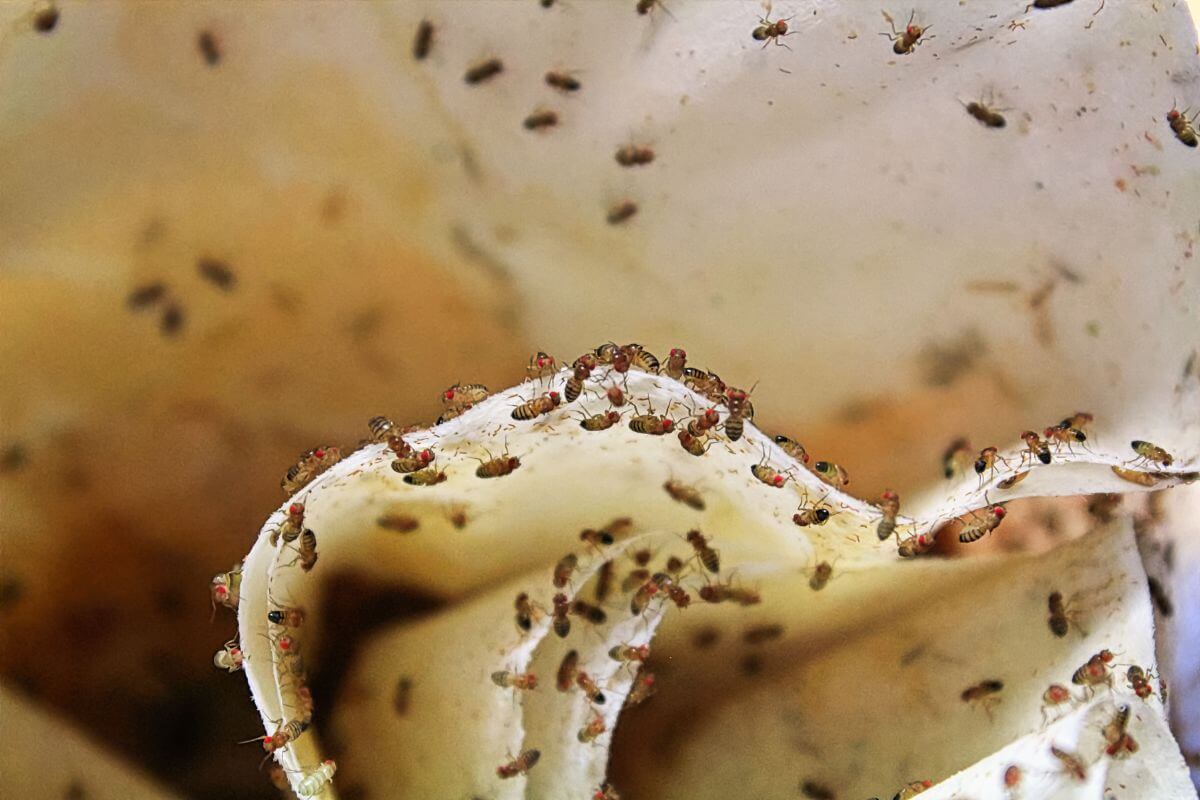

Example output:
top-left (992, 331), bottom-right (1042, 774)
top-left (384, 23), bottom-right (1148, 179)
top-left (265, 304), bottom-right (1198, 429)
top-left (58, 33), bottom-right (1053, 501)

top-left (685, 529), bottom-right (720, 572)
top-left (565, 362), bottom-right (591, 403)
top-left (877, 490), bottom-right (900, 540)
top-left (259, 717), bottom-right (310, 753)
top-left (593, 342), bottom-right (619, 365)
top-left (607, 200), bottom-right (638, 225)
top-left (799, 781), bottom-right (835, 800)
top-left (557, 649), bottom-right (579, 691)
top-left (622, 567), bottom-right (651, 593)
top-left (552, 592), bottom-right (572, 637)
top-left (1046, 591), bottom-right (1083, 637)
top-left (677, 430), bottom-right (714, 457)
top-left (615, 144), bottom-right (655, 166)
top-left (367, 415), bottom-right (398, 442)
top-left (474, 450), bottom-right (521, 479)
top-left (515, 592), bottom-right (541, 632)
top-left (662, 348), bottom-right (687, 379)
top-left (412, 19), bottom-right (433, 60)
top-left (290, 529), bottom-right (318, 571)
top-left (623, 343), bottom-right (661, 373)
top-left (794, 491), bottom-right (833, 528)
top-left (752, 12), bottom-right (794, 49)
top-left (664, 480), bottom-right (706, 510)
top-left (525, 351), bottom-right (558, 381)
top-left (269, 502), bottom-right (307, 547)
top-left (391, 448), bottom-right (435, 474)
top-left (267, 606), bottom-right (306, 627)
top-left (553, 553), bottom-right (579, 588)
top-left (213, 640), bottom-right (244, 672)
top-left (958, 505), bottom-right (1006, 543)
top-left (577, 671), bottom-right (606, 704)
top-left (1167, 104), bottom-right (1198, 147)
top-left (881, 10), bottom-right (931, 55)
top-left (1130, 440), bottom-right (1173, 468)
top-left (998, 470), bottom-right (1029, 490)
top-left (512, 391), bottom-right (561, 421)
top-left (942, 437), bottom-right (973, 478)
top-left (523, 109), bottom-right (559, 130)
top-left (721, 387), bottom-right (754, 442)
top-left (464, 57), bottom-right (504, 85)
top-left (812, 460), bottom-right (849, 488)
top-left (297, 760), bottom-right (337, 797)
top-left (571, 599), bottom-right (608, 625)
top-left (1041, 683), bottom-right (1074, 725)
top-left (594, 782), bottom-right (622, 800)
top-left (629, 409), bottom-right (674, 435)
top-left (774, 434), bottom-right (809, 464)
top-left (606, 384), bottom-right (627, 407)
top-left (578, 710), bottom-right (607, 743)
top-left (441, 382), bottom-right (489, 414)
top-left (630, 574), bottom-right (661, 614)
top-left (685, 407), bottom-right (721, 438)
top-left (1044, 424), bottom-right (1087, 454)
top-left (580, 527), bottom-right (615, 553)
top-left (699, 577), bottom-right (761, 605)
top-left (491, 671), bottom-right (539, 691)
top-left (965, 100), bottom-right (1006, 128)
top-left (1021, 431), bottom-right (1052, 465)
top-left (1050, 746), bottom-right (1087, 782)
top-left (403, 466), bottom-right (447, 486)
top-left (545, 70), bottom-right (581, 92)
top-left (1127, 665), bottom-right (1155, 699)
top-left (127, 282), bottom-right (166, 310)
top-left (497, 749), bottom-right (540, 779)
top-left (281, 447), bottom-right (339, 494)
top-left (211, 563), bottom-right (242, 611)
top-left (1102, 704), bottom-right (1137, 757)
top-left (1072, 650), bottom-right (1115, 691)
top-left (579, 410), bottom-right (622, 431)
top-left (961, 679), bottom-right (1004, 715)
top-left (626, 670), bottom-right (656, 705)
top-left (974, 447), bottom-right (1004, 484)
top-left (664, 579), bottom-right (691, 609)
top-left (609, 643), bottom-right (650, 663)
top-left (897, 530), bottom-right (937, 558)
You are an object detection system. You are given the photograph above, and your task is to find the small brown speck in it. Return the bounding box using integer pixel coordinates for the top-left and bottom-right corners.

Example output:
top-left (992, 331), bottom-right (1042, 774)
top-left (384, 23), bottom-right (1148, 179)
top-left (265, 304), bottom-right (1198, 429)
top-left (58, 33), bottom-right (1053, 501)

top-left (464, 58), bottom-right (503, 85)
top-left (413, 19), bottom-right (434, 60)
top-left (1, 443), bottom-right (28, 473)
top-left (377, 514), bottom-right (420, 533)
top-left (394, 676), bottom-right (413, 715)
top-left (34, 6), bottom-right (59, 33)
top-left (126, 282), bottom-right (167, 310)
top-left (693, 627), bottom-right (720, 649)
top-left (197, 257), bottom-right (236, 291)
top-left (607, 200), bottom-right (638, 225)
top-left (197, 30), bottom-right (221, 66)
top-left (160, 302), bottom-right (185, 337)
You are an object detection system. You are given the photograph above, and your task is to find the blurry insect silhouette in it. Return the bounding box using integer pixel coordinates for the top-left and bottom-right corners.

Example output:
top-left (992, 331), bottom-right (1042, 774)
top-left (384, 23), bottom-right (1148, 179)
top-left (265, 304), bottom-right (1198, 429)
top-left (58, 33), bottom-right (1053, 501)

top-left (664, 480), bottom-right (706, 510)
top-left (1071, 649), bottom-right (1115, 693)
top-left (465, 58), bottom-right (504, 85)
top-left (546, 70), bottom-right (582, 92)
top-left (1003, 765), bottom-right (1022, 795)
top-left (965, 99), bottom-right (1006, 128)
top-left (126, 281), bottom-right (167, 310)
top-left (1030, 0), bottom-right (1075, 7)
top-left (636, 0), bottom-right (674, 16)
top-left (491, 671), bottom-right (539, 691)
top-left (662, 347), bottom-right (687, 379)
top-left (607, 200), bottom-right (638, 225)
top-left (808, 560), bottom-right (834, 591)
top-left (615, 144), bottom-right (655, 167)
top-left (958, 505), bottom-right (1006, 543)
top-left (376, 513), bottom-right (419, 533)
top-left (743, 624), bottom-right (784, 645)
top-left (1167, 103), bottom-right (1198, 147)
top-left (571, 598), bottom-right (608, 625)
top-left (961, 679), bottom-right (1004, 717)
top-left (524, 109), bottom-right (559, 130)
top-left (393, 676), bottom-right (413, 715)
top-left (877, 490), bottom-right (900, 540)
top-left (894, 780), bottom-right (934, 799)
top-left (578, 710), bottom-right (607, 743)
top-left (1129, 440), bottom-right (1173, 468)
top-left (553, 553), bottom-right (579, 588)
top-left (557, 649), bottom-right (579, 691)
top-left (512, 391), bottom-right (561, 420)
top-left (33, 4), bottom-right (59, 33)
top-left (609, 643), bottom-right (651, 663)
top-left (1110, 465), bottom-right (1159, 487)
top-left (699, 575), bottom-right (761, 605)
top-left (595, 560), bottom-right (615, 603)
top-left (1041, 683), bottom-right (1074, 725)
top-left (800, 781), bottom-right (835, 800)
top-left (629, 573), bottom-right (662, 615)
top-left (412, 19), bottom-right (434, 60)
top-left (1047, 591), bottom-right (1085, 637)
top-left (1126, 665), bottom-right (1155, 700)
top-left (943, 437), bottom-right (972, 478)
top-left (497, 749), bottom-right (540, 779)
top-left (526, 351), bottom-right (558, 381)
top-left (1103, 703), bottom-right (1137, 757)
top-left (882, 10), bottom-right (931, 54)
top-left (595, 782), bottom-right (622, 800)
top-left (297, 760), bottom-right (337, 797)
top-left (552, 592), bottom-right (571, 637)
top-left (685, 530), bottom-right (720, 573)
top-left (896, 529), bottom-right (937, 558)
top-left (1049, 747), bottom-right (1087, 782)
top-left (752, 11), bottom-right (794, 49)
top-left (626, 669), bottom-right (657, 705)
top-left (513, 591), bottom-right (544, 629)
top-left (607, 384), bottom-right (628, 407)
